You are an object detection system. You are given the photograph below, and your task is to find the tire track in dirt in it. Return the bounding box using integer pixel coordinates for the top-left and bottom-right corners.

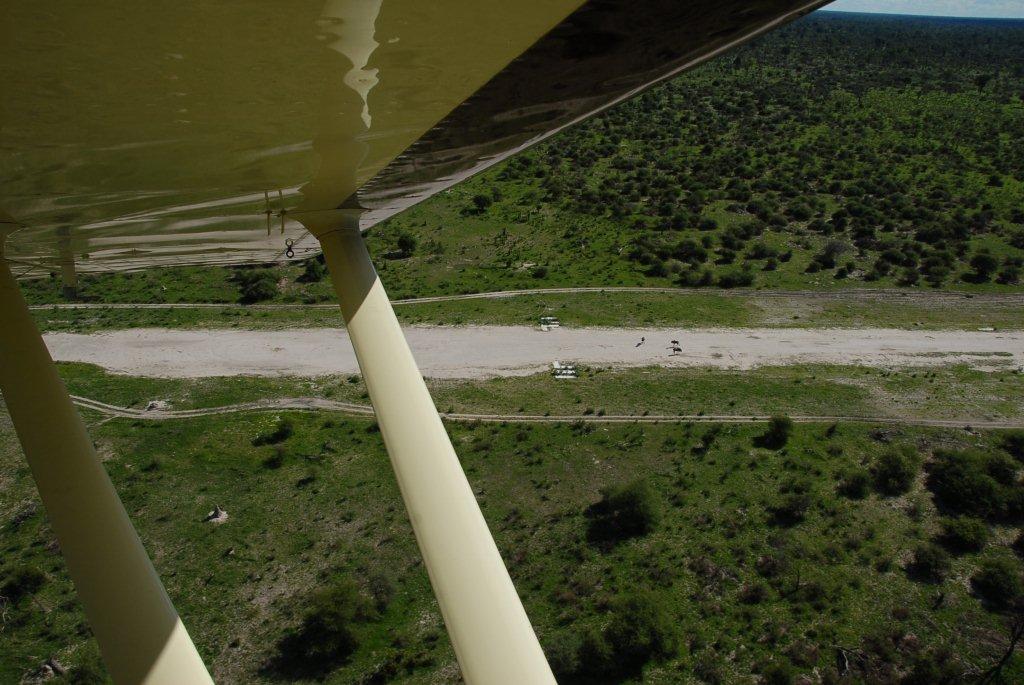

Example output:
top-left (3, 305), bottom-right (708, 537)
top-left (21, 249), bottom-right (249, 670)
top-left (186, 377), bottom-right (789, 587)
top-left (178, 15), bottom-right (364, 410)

top-left (70, 394), bottom-right (1024, 429)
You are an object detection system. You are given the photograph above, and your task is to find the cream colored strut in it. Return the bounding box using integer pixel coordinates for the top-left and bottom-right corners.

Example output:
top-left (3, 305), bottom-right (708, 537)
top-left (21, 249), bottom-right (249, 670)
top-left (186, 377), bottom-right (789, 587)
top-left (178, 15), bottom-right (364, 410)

top-left (315, 216), bottom-right (556, 685)
top-left (0, 229), bottom-right (213, 685)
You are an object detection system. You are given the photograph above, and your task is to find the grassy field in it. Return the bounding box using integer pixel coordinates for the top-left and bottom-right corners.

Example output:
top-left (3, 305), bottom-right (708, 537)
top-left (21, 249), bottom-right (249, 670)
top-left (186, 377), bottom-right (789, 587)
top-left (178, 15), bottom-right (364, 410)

top-left (28, 289), bottom-right (1024, 333)
top-left (3, 406), bottom-right (1024, 683)
top-left (49, 361), bottom-right (1024, 425)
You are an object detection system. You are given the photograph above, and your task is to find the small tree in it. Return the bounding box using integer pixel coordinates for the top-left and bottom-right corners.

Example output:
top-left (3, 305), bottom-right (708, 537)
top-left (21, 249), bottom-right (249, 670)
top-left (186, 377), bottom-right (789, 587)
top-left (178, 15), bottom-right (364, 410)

top-left (397, 233), bottom-right (417, 256)
top-left (297, 255), bottom-right (326, 283)
top-left (586, 479), bottom-right (660, 546)
top-left (755, 416), bottom-right (793, 450)
top-left (603, 592), bottom-right (677, 671)
top-left (965, 251), bottom-right (999, 283)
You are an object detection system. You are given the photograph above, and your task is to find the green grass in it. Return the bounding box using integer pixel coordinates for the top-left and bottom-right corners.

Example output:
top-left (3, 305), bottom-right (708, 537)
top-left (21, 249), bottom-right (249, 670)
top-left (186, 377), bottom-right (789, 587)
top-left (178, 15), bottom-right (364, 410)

top-left (53, 361), bottom-right (1024, 424)
top-left (55, 362), bottom-right (366, 411)
top-left (29, 289), bottom-right (1024, 332)
top-left (3, 408), bottom-right (1023, 683)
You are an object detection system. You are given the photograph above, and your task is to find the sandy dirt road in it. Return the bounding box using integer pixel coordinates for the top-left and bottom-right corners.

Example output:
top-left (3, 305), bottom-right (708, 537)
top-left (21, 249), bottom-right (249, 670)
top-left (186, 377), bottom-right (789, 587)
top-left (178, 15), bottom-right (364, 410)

top-left (42, 326), bottom-right (1024, 379)
top-left (67, 394), bottom-right (1024, 429)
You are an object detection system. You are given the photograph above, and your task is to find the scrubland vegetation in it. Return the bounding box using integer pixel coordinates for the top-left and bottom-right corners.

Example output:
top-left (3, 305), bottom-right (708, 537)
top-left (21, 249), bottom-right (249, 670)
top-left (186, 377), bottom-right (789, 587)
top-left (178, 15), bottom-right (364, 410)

top-left (20, 13), bottom-right (1024, 315)
top-left (4, 409), bottom-right (1024, 682)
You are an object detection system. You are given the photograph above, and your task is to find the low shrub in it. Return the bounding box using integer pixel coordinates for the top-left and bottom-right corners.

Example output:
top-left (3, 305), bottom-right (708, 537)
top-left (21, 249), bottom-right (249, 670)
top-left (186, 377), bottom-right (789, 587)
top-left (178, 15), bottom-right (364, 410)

top-left (397, 233), bottom-right (418, 256)
top-left (770, 491), bottom-right (812, 526)
top-left (938, 517), bottom-right (989, 554)
top-left (837, 468), bottom-right (870, 499)
top-left (234, 269), bottom-right (278, 304)
top-left (716, 268), bottom-right (755, 288)
top-left (971, 557), bottom-right (1023, 608)
top-left (543, 631), bottom-right (582, 680)
top-left (760, 660), bottom-right (795, 685)
top-left (1, 565), bottom-right (45, 604)
top-left (902, 648), bottom-right (964, 684)
top-left (563, 592), bottom-right (677, 681)
top-left (871, 445), bottom-right (920, 496)
top-left (907, 543), bottom-right (949, 582)
top-left (262, 445), bottom-right (287, 469)
top-left (296, 255), bottom-right (326, 283)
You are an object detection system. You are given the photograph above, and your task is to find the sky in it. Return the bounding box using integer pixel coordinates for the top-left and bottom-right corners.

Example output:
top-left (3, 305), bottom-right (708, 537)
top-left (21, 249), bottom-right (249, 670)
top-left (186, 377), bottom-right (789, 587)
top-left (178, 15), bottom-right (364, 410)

top-left (826, 0), bottom-right (1024, 18)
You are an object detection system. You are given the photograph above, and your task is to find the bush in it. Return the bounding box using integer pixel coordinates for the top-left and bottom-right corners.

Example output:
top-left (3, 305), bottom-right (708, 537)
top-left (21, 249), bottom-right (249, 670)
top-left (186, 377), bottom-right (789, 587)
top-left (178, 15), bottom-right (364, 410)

top-left (971, 557), bottom-right (1023, 607)
top-left (296, 255), bottom-right (326, 283)
top-left (871, 445), bottom-right (920, 495)
top-left (938, 517), bottom-right (989, 554)
top-left (397, 233), bottom-right (417, 256)
top-left (908, 543), bottom-right (949, 582)
top-left (576, 625), bottom-right (613, 675)
top-left (716, 268), bottom-right (755, 288)
top-left (755, 416), bottom-right (793, 450)
top-left (267, 576), bottom-right (378, 678)
top-left (543, 631), bottom-right (582, 680)
top-left (1001, 430), bottom-right (1024, 462)
top-left (770, 491), bottom-right (812, 526)
top-left (566, 592), bottom-right (676, 681)
top-left (837, 468), bottom-right (870, 499)
top-left (927, 449), bottom-right (1016, 520)
top-left (985, 451), bottom-right (1019, 485)
top-left (586, 479), bottom-right (660, 546)
top-left (678, 267), bottom-right (714, 287)
top-left (964, 250), bottom-right (999, 283)
top-left (1, 565), bottom-right (45, 603)
top-left (603, 592), bottom-right (677, 669)
top-left (902, 648), bottom-right (964, 684)
top-left (693, 652), bottom-right (725, 684)
top-left (761, 660), bottom-right (795, 685)
top-left (234, 269), bottom-right (278, 304)
top-left (253, 417), bottom-right (295, 446)
top-left (468, 194), bottom-right (492, 214)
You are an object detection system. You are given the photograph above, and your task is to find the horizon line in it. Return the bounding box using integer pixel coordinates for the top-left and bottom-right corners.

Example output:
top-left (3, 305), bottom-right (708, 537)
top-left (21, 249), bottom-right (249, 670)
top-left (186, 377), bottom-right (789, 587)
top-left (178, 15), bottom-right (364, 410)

top-left (819, 8), bottom-right (1024, 20)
